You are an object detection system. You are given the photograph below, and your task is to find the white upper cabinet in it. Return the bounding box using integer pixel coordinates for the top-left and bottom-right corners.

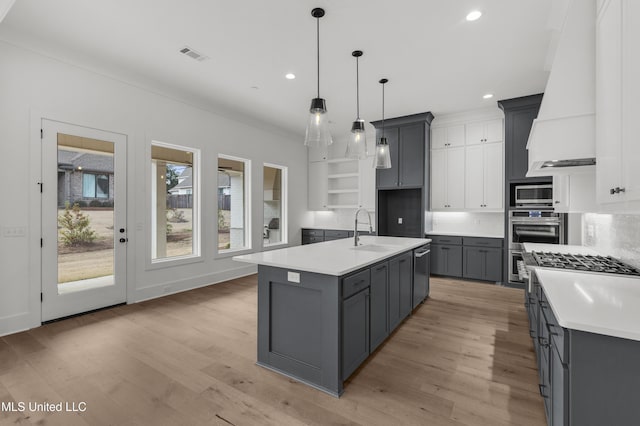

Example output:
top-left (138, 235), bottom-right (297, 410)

top-left (465, 119), bottom-right (503, 145)
top-left (553, 172), bottom-right (598, 212)
top-left (431, 110), bottom-right (504, 212)
top-left (465, 142), bottom-right (503, 210)
top-left (431, 125), bottom-right (465, 149)
top-left (596, 0), bottom-right (640, 208)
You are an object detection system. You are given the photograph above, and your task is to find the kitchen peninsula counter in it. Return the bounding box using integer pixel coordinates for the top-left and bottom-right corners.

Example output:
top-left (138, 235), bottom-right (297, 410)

top-left (233, 236), bottom-right (431, 396)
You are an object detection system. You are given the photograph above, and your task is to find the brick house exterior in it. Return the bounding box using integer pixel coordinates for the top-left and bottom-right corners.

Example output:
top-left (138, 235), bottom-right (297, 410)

top-left (57, 149), bottom-right (115, 207)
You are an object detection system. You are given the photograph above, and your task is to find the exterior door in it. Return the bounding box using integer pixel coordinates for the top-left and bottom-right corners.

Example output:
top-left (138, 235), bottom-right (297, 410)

top-left (41, 119), bottom-right (127, 322)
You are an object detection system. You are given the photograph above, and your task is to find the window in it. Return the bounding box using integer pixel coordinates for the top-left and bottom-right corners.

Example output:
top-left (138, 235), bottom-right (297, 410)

top-left (263, 164), bottom-right (287, 246)
top-left (82, 173), bottom-right (109, 198)
top-left (151, 142), bottom-right (199, 261)
top-left (218, 155), bottom-right (251, 252)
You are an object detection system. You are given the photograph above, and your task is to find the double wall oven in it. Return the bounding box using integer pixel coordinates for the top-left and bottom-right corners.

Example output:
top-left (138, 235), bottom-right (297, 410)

top-left (508, 210), bottom-right (565, 283)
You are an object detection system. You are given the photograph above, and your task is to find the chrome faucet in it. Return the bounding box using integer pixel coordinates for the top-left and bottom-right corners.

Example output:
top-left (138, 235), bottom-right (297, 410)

top-left (354, 208), bottom-right (373, 246)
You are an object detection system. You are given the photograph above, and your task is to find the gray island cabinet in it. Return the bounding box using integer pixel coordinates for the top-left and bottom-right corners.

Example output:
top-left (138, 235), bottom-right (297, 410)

top-left (234, 236), bottom-right (430, 397)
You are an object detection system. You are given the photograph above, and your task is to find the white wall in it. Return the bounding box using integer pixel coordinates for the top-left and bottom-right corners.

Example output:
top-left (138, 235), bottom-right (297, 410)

top-left (0, 41), bottom-right (307, 336)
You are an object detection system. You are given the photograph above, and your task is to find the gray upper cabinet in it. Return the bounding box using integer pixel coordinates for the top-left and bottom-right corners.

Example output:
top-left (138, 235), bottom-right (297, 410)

top-left (399, 123), bottom-right (425, 187)
top-left (497, 94), bottom-right (544, 181)
top-left (373, 113), bottom-right (433, 190)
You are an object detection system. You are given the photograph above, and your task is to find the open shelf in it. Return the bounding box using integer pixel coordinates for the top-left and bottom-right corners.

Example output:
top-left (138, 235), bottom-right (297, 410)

top-left (328, 189), bottom-right (359, 194)
top-left (328, 173), bottom-right (359, 179)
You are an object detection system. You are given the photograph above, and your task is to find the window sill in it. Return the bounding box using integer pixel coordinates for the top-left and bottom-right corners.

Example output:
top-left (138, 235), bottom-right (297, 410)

top-left (148, 254), bottom-right (203, 270)
top-left (216, 247), bottom-right (253, 260)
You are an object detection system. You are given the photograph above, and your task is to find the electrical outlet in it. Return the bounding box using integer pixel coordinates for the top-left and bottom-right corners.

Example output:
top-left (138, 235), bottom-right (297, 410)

top-left (398, 217), bottom-right (403, 225)
top-left (587, 224), bottom-right (595, 239)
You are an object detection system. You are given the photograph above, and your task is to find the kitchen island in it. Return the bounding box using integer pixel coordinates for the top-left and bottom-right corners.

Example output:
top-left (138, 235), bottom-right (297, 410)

top-left (233, 236), bottom-right (430, 397)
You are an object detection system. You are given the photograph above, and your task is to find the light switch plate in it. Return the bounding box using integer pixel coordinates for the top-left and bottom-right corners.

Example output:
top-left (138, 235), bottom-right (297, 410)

top-left (287, 271), bottom-right (300, 283)
top-left (2, 226), bottom-right (26, 237)
top-left (398, 217), bottom-right (403, 224)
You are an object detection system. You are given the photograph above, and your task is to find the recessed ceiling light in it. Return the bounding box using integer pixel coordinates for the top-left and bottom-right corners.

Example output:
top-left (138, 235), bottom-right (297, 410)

top-left (285, 73), bottom-right (296, 80)
top-left (466, 10), bottom-right (482, 21)
top-left (483, 93), bottom-right (494, 99)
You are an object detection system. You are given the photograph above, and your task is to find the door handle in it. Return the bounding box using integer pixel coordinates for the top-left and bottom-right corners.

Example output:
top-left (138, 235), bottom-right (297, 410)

top-left (119, 238), bottom-right (128, 243)
top-left (119, 228), bottom-right (126, 233)
top-left (415, 250), bottom-right (430, 258)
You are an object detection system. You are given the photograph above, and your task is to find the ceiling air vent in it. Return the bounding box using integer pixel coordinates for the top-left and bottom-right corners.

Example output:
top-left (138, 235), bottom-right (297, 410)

top-left (179, 46), bottom-right (209, 62)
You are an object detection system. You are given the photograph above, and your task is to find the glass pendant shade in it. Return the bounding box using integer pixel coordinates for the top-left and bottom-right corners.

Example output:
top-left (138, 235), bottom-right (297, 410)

top-left (345, 119), bottom-right (367, 159)
top-left (304, 98), bottom-right (332, 147)
top-left (373, 136), bottom-right (392, 169)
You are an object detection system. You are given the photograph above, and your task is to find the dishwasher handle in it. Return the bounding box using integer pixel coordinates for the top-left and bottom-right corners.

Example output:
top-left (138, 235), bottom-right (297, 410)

top-left (415, 250), bottom-right (431, 258)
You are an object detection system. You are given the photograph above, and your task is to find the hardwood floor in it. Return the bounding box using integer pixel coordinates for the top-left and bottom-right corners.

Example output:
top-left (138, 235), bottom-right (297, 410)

top-left (0, 276), bottom-right (546, 425)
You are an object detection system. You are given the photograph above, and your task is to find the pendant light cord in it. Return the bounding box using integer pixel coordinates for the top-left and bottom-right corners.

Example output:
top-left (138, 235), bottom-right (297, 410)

top-left (316, 17), bottom-right (320, 98)
top-left (381, 82), bottom-right (385, 138)
top-left (356, 56), bottom-right (360, 119)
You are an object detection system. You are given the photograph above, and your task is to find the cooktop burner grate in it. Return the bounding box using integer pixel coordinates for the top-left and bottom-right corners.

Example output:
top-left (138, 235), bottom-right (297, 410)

top-left (532, 252), bottom-right (640, 276)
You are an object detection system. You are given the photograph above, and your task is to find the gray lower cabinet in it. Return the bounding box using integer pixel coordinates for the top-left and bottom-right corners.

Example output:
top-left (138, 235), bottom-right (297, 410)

top-left (430, 235), bottom-right (503, 282)
top-left (527, 273), bottom-right (640, 426)
top-left (370, 262), bottom-right (389, 352)
top-left (388, 252), bottom-right (413, 330)
top-left (462, 246), bottom-right (503, 281)
top-left (342, 287), bottom-right (370, 380)
top-left (431, 244), bottom-right (463, 277)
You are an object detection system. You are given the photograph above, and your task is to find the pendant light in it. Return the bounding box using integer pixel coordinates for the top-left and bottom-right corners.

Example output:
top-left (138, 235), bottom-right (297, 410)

top-left (304, 8), bottom-right (333, 147)
top-left (345, 50), bottom-right (367, 159)
top-left (373, 78), bottom-right (392, 169)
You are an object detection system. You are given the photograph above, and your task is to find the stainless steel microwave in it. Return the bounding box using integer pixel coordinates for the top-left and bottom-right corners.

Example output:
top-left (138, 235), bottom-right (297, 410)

top-left (514, 184), bottom-right (553, 207)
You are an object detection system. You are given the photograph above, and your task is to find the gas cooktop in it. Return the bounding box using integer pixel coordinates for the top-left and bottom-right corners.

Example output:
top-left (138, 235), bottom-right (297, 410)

top-left (532, 252), bottom-right (640, 276)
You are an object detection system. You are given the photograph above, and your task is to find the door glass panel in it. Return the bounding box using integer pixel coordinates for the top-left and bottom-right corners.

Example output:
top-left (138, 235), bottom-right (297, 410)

top-left (218, 156), bottom-right (250, 252)
top-left (57, 133), bottom-right (115, 294)
top-left (263, 165), bottom-right (286, 246)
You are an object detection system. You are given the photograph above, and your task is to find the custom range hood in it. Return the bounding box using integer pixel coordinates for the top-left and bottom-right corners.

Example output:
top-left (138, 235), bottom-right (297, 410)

top-left (526, 0), bottom-right (596, 176)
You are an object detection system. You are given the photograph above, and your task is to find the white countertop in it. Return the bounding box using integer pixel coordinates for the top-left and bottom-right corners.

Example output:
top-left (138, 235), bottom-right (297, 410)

top-left (534, 268), bottom-right (640, 341)
top-left (524, 243), bottom-right (640, 341)
top-left (233, 236), bottom-right (431, 276)
top-left (426, 230), bottom-right (504, 239)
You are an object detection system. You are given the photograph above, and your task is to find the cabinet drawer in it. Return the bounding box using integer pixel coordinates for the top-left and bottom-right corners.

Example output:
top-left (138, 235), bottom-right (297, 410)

top-left (342, 269), bottom-right (371, 299)
top-left (429, 235), bottom-right (463, 245)
top-left (325, 230), bottom-right (349, 239)
top-left (304, 236), bottom-right (324, 244)
top-left (302, 229), bottom-right (324, 237)
top-left (463, 237), bottom-right (503, 248)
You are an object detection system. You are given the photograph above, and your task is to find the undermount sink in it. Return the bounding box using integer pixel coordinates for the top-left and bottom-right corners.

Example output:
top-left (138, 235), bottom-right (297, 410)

top-left (349, 244), bottom-right (395, 252)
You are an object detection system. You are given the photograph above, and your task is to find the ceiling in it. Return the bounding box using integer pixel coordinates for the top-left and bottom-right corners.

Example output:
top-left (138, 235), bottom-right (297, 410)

top-left (0, 0), bottom-right (555, 142)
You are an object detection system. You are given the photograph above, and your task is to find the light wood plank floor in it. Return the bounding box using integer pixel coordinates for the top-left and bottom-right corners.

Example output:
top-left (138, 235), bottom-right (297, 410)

top-left (0, 276), bottom-right (546, 426)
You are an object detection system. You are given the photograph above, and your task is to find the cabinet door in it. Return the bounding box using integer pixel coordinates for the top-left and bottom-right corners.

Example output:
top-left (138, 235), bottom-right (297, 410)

top-left (308, 161), bottom-right (328, 210)
top-left (484, 248), bottom-right (503, 282)
top-left (553, 175), bottom-right (571, 212)
top-left (622, 0), bottom-right (640, 203)
top-left (463, 247), bottom-right (484, 280)
top-left (430, 244), bottom-right (445, 275)
top-left (465, 144), bottom-right (485, 209)
top-left (399, 123), bottom-right (424, 187)
top-left (308, 144), bottom-right (328, 162)
top-left (376, 127), bottom-right (400, 188)
top-left (370, 263), bottom-right (389, 352)
top-left (596, 0), bottom-right (623, 203)
top-left (465, 122), bottom-right (485, 145)
top-left (447, 125), bottom-right (466, 147)
top-left (445, 245), bottom-right (463, 277)
top-left (398, 253), bottom-right (413, 319)
top-left (551, 345), bottom-right (569, 426)
top-left (431, 149), bottom-right (447, 209)
top-left (506, 108), bottom-right (539, 180)
top-left (431, 127), bottom-right (447, 150)
top-left (483, 142), bottom-right (504, 209)
top-left (446, 147), bottom-right (465, 209)
top-left (484, 119), bottom-right (504, 143)
top-left (388, 252), bottom-right (412, 330)
top-left (342, 288), bottom-right (370, 380)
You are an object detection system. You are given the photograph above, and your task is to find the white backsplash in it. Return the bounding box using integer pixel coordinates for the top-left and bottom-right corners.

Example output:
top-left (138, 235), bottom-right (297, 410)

top-left (303, 210), bottom-right (377, 231)
top-left (430, 212), bottom-right (504, 236)
top-left (583, 213), bottom-right (640, 269)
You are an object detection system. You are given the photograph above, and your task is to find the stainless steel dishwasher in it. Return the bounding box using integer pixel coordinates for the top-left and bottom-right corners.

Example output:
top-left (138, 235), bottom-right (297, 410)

top-left (413, 244), bottom-right (431, 309)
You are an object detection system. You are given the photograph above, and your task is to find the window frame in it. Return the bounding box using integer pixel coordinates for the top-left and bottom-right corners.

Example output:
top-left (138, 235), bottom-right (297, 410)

top-left (262, 162), bottom-right (288, 248)
top-left (148, 140), bottom-right (201, 268)
top-left (216, 154), bottom-right (252, 257)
